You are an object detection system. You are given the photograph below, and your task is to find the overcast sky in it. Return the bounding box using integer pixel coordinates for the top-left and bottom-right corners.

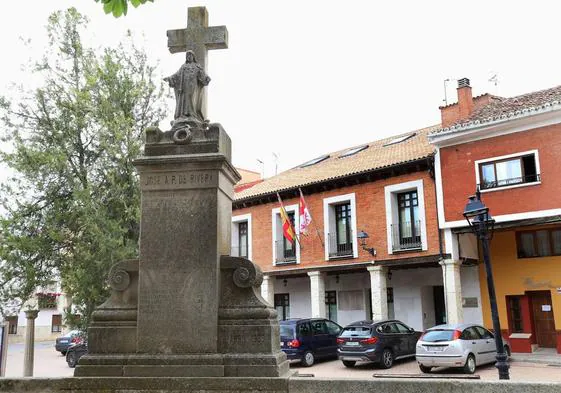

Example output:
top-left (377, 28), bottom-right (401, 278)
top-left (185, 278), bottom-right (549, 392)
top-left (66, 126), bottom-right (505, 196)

top-left (1, 1), bottom-right (561, 178)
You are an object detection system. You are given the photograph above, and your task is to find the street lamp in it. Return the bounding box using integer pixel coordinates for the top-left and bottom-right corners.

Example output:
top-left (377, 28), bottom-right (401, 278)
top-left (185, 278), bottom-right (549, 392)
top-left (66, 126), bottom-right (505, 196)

top-left (463, 190), bottom-right (510, 380)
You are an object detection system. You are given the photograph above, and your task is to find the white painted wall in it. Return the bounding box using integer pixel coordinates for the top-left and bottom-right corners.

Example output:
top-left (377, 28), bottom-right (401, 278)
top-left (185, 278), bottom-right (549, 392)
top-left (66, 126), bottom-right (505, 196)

top-left (277, 276), bottom-right (310, 319)
top-left (460, 265), bottom-right (484, 325)
top-left (390, 267), bottom-right (443, 331)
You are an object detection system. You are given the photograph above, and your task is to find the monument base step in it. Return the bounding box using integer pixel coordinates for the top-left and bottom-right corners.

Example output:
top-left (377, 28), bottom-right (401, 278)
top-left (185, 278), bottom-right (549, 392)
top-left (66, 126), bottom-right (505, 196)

top-left (75, 352), bottom-right (290, 377)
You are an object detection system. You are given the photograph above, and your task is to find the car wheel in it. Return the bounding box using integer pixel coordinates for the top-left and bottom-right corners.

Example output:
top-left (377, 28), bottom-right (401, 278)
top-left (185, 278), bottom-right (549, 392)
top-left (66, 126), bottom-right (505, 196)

top-left (342, 360), bottom-right (356, 368)
top-left (462, 354), bottom-right (476, 374)
top-left (419, 364), bottom-right (432, 373)
top-left (66, 351), bottom-right (77, 368)
top-left (301, 351), bottom-right (315, 367)
top-left (380, 348), bottom-right (394, 369)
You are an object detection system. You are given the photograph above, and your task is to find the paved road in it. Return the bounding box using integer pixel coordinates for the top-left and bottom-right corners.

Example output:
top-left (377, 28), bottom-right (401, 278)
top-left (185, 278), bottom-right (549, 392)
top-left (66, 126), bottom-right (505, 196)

top-left (4, 341), bottom-right (561, 382)
top-left (290, 356), bottom-right (561, 382)
top-left (5, 341), bottom-right (73, 378)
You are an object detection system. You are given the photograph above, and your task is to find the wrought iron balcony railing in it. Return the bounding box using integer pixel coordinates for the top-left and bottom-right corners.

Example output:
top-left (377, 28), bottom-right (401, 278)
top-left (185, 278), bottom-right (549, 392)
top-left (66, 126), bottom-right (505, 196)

top-left (327, 232), bottom-right (354, 258)
top-left (275, 240), bottom-right (296, 264)
top-left (390, 221), bottom-right (422, 251)
top-left (479, 173), bottom-right (541, 190)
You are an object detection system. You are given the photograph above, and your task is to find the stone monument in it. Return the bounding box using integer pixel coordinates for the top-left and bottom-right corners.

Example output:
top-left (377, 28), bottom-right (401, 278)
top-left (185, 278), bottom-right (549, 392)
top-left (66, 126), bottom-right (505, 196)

top-left (74, 6), bottom-right (289, 378)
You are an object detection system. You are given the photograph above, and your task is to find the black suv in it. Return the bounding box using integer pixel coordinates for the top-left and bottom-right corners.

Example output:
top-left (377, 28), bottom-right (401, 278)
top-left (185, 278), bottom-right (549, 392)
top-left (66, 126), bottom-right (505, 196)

top-left (337, 319), bottom-right (421, 368)
top-left (279, 318), bottom-right (342, 366)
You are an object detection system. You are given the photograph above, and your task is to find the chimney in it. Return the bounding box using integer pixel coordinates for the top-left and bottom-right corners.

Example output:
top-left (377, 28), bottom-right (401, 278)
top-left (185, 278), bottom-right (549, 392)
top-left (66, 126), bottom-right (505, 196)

top-left (440, 77), bottom-right (475, 128)
top-left (457, 77), bottom-right (474, 120)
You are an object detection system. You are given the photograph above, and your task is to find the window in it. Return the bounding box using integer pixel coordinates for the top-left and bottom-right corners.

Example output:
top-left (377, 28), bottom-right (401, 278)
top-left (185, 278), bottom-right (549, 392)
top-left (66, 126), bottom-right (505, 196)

top-left (476, 151), bottom-right (540, 191)
top-left (460, 327), bottom-right (480, 340)
top-left (392, 191), bottom-right (422, 250)
top-left (300, 155), bottom-right (329, 168)
top-left (474, 326), bottom-right (494, 339)
top-left (311, 320), bottom-right (328, 335)
top-left (297, 322), bottom-right (312, 337)
top-left (384, 180), bottom-right (427, 254)
top-left (340, 145), bottom-right (368, 158)
top-left (516, 228), bottom-right (561, 258)
top-left (274, 293), bottom-right (290, 321)
top-left (325, 291), bottom-right (337, 322)
top-left (323, 193), bottom-right (357, 260)
top-left (326, 320), bottom-right (341, 335)
top-left (51, 314), bottom-right (62, 333)
top-left (231, 214), bottom-right (252, 259)
top-left (272, 204), bottom-right (300, 265)
top-left (383, 133), bottom-right (416, 147)
top-left (6, 316), bottom-right (17, 335)
top-left (507, 296), bottom-right (524, 333)
top-left (394, 322), bottom-right (412, 334)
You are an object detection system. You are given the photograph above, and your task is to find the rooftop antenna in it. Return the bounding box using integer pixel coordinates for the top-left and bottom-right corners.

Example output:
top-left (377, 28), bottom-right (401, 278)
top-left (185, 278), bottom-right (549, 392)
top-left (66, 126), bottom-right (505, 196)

top-left (272, 153), bottom-right (279, 176)
top-left (256, 159), bottom-right (264, 179)
top-left (488, 72), bottom-right (499, 95)
top-left (443, 78), bottom-right (451, 106)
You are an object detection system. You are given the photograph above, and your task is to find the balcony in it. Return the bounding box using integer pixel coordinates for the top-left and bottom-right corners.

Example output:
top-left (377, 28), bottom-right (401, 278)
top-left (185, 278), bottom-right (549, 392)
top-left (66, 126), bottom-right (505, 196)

top-left (275, 240), bottom-right (296, 265)
top-left (390, 221), bottom-right (422, 252)
top-left (479, 173), bottom-right (541, 190)
top-left (230, 245), bottom-right (248, 259)
top-left (327, 232), bottom-right (354, 258)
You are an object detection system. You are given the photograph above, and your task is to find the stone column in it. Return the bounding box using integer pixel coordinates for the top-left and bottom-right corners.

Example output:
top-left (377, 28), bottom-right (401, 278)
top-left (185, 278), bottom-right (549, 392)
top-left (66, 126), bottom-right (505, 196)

top-left (367, 266), bottom-right (388, 321)
top-left (23, 309), bottom-right (39, 377)
top-left (307, 271), bottom-right (326, 318)
top-left (440, 259), bottom-right (464, 324)
top-left (261, 275), bottom-right (275, 307)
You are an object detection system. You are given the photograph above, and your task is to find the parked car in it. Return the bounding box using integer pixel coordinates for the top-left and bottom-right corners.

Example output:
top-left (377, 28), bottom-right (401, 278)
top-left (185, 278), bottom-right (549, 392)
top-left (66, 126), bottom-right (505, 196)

top-left (336, 320), bottom-right (421, 369)
top-left (55, 330), bottom-right (84, 355)
top-left (279, 318), bottom-right (342, 366)
top-left (66, 342), bottom-right (88, 368)
top-left (415, 323), bottom-right (511, 374)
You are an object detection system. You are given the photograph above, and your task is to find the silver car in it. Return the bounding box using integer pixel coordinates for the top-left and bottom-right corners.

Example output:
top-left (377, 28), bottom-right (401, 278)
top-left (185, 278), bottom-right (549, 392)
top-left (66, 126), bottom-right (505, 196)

top-left (415, 323), bottom-right (510, 374)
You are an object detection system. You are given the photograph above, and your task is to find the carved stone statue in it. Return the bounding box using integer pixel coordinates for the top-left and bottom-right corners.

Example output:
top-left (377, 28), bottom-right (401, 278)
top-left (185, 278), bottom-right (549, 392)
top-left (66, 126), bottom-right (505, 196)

top-left (164, 50), bottom-right (210, 130)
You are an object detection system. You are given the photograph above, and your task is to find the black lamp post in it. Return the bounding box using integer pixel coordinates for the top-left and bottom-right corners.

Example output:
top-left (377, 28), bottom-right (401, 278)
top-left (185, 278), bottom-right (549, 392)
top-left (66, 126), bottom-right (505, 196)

top-left (463, 190), bottom-right (510, 380)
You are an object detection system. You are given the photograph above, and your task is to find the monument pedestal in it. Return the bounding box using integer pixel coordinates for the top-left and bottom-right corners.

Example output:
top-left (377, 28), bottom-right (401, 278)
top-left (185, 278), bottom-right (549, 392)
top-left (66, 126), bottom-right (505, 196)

top-left (76, 124), bottom-right (288, 378)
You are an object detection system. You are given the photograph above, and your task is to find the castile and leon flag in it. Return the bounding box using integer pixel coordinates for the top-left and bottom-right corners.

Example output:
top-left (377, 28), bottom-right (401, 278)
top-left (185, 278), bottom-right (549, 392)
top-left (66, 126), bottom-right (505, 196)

top-left (299, 188), bottom-right (312, 235)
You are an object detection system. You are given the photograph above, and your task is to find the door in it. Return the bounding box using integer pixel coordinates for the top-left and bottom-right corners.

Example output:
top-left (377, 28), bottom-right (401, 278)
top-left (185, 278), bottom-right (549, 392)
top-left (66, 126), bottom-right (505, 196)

top-left (529, 291), bottom-right (557, 348)
top-left (310, 320), bottom-right (331, 358)
top-left (460, 327), bottom-right (481, 364)
top-left (325, 320), bottom-right (342, 357)
top-left (433, 286), bottom-right (446, 325)
top-left (394, 321), bottom-right (417, 355)
top-left (474, 326), bottom-right (497, 364)
top-left (384, 323), bottom-right (408, 356)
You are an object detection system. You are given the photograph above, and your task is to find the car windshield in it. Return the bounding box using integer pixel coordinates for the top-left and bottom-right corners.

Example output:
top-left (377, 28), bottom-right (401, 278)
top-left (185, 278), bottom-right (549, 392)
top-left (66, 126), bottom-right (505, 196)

top-left (339, 326), bottom-right (371, 338)
top-left (279, 325), bottom-right (295, 339)
top-left (422, 329), bottom-right (455, 342)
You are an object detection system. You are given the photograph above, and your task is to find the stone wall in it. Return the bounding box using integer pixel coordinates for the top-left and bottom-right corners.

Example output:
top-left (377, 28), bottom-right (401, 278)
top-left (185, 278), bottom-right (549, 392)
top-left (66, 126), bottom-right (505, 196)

top-left (0, 377), bottom-right (560, 393)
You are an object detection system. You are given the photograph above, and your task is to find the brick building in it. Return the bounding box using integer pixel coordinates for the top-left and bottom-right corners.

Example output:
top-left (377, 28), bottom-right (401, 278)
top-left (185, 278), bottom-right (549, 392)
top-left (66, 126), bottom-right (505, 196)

top-left (232, 126), bottom-right (483, 330)
top-left (430, 78), bottom-right (561, 354)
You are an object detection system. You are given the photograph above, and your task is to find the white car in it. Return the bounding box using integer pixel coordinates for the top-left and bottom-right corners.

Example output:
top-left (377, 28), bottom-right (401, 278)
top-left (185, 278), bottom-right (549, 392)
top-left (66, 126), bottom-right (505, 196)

top-left (415, 323), bottom-right (510, 374)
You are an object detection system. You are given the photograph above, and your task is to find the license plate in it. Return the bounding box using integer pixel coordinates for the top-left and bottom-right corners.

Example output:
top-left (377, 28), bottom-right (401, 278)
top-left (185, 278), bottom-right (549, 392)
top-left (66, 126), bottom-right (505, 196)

top-left (425, 345), bottom-right (445, 352)
top-left (59, 340), bottom-right (68, 344)
top-left (345, 341), bottom-right (360, 346)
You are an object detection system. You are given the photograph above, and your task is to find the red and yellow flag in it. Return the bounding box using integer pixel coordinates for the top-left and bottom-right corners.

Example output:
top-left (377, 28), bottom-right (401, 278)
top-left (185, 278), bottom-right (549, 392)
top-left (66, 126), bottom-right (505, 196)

top-left (277, 193), bottom-right (296, 244)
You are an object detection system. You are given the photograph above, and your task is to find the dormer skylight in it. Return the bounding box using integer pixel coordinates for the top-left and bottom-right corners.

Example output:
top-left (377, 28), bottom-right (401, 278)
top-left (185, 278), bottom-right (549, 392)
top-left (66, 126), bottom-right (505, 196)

top-left (383, 133), bottom-right (417, 147)
top-left (340, 145), bottom-right (369, 158)
top-left (300, 154), bottom-right (330, 168)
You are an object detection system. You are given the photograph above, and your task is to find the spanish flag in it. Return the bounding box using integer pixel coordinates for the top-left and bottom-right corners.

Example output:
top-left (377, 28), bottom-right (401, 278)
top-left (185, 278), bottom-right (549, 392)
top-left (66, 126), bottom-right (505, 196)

top-left (277, 193), bottom-right (296, 244)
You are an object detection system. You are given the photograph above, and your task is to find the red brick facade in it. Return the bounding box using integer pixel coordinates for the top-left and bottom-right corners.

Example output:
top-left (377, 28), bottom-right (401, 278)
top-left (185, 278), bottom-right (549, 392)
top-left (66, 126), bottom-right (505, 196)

top-left (234, 171), bottom-right (441, 274)
top-left (440, 123), bottom-right (561, 223)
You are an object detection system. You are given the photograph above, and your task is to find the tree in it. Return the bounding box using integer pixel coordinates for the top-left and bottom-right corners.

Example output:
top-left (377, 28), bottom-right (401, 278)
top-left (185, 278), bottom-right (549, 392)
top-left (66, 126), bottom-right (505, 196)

top-left (0, 7), bottom-right (166, 329)
top-left (95, 0), bottom-right (154, 17)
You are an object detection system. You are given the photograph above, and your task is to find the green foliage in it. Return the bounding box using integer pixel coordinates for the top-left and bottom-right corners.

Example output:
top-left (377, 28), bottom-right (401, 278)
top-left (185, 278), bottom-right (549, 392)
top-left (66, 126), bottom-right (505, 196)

top-left (95, 0), bottom-right (154, 18)
top-left (0, 8), bottom-right (166, 328)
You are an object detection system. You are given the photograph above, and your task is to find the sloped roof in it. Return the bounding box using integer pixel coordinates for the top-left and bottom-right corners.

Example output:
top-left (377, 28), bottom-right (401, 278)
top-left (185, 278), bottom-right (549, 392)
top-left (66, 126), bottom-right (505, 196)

top-left (234, 125), bottom-right (438, 201)
top-left (432, 84), bottom-right (561, 136)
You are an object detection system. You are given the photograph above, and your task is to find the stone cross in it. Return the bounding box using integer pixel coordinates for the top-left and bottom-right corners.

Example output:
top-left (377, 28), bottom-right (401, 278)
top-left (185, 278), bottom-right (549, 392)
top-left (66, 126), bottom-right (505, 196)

top-left (167, 7), bottom-right (228, 118)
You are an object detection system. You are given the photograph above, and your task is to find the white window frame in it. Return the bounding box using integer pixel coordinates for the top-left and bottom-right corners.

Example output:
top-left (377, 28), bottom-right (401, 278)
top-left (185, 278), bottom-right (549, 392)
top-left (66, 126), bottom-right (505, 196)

top-left (323, 193), bottom-right (358, 261)
top-left (474, 149), bottom-right (541, 193)
top-left (271, 204), bottom-right (300, 266)
top-left (384, 179), bottom-right (428, 254)
top-left (231, 213), bottom-right (252, 260)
